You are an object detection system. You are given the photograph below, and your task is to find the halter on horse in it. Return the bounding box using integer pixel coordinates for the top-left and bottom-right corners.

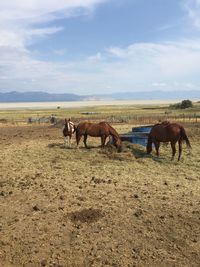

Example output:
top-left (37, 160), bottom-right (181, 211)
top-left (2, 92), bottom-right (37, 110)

top-left (62, 118), bottom-right (76, 147)
top-left (146, 121), bottom-right (191, 161)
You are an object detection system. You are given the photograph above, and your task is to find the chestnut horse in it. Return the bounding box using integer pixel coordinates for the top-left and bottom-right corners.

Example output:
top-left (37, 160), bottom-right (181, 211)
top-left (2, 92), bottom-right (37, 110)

top-left (146, 121), bottom-right (191, 160)
top-left (75, 121), bottom-right (121, 148)
top-left (62, 118), bottom-right (76, 147)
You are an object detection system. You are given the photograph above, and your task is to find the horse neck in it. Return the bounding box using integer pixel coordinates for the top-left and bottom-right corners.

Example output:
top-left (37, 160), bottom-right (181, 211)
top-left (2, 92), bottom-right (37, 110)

top-left (65, 122), bottom-right (69, 132)
top-left (107, 124), bottom-right (120, 141)
top-left (147, 135), bottom-right (152, 145)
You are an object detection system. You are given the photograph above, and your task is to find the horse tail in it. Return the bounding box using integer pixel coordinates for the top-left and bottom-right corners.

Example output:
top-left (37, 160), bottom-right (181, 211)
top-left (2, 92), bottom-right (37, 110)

top-left (180, 126), bottom-right (191, 149)
top-left (75, 124), bottom-right (80, 136)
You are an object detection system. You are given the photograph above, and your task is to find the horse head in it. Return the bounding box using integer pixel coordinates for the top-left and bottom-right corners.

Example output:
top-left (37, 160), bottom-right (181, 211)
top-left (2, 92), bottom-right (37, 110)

top-left (63, 118), bottom-right (75, 134)
top-left (113, 136), bottom-right (121, 149)
top-left (63, 119), bottom-right (69, 132)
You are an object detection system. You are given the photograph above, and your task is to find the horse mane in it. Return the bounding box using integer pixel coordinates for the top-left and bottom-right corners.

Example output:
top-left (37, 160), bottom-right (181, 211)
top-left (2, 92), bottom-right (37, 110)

top-left (153, 121), bottom-right (171, 128)
top-left (161, 120), bottom-right (170, 125)
top-left (105, 122), bottom-right (120, 142)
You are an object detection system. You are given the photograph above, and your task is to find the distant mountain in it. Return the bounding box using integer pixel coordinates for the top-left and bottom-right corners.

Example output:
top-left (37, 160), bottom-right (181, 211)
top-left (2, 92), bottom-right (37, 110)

top-left (110, 90), bottom-right (200, 100)
top-left (0, 91), bottom-right (82, 102)
top-left (0, 90), bottom-right (199, 102)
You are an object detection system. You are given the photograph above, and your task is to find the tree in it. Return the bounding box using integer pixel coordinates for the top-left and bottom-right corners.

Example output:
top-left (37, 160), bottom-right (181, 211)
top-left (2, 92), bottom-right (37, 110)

top-left (170, 99), bottom-right (193, 109)
top-left (180, 100), bottom-right (193, 109)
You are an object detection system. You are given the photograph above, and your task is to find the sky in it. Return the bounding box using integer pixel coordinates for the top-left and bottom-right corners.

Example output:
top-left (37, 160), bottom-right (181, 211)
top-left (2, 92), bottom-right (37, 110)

top-left (0, 0), bottom-right (200, 95)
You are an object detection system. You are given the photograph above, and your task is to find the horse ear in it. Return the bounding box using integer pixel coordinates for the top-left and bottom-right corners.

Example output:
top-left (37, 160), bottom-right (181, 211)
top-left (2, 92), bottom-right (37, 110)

top-left (65, 118), bottom-right (67, 124)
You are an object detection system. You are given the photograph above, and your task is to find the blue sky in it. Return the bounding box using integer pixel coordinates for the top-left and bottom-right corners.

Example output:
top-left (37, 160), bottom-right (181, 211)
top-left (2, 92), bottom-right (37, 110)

top-left (0, 0), bottom-right (200, 94)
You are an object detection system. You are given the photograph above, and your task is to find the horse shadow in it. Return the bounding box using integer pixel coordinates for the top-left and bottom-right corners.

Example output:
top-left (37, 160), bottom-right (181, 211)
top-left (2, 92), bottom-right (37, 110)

top-left (120, 142), bottom-right (147, 159)
top-left (123, 143), bottom-right (168, 162)
top-left (130, 146), bottom-right (147, 159)
top-left (150, 155), bottom-right (167, 163)
top-left (79, 145), bottom-right (97, 150)
top-left (48, 143), bottom-right (99, 150)
top-left (48, 143), bottom-right (74, 149)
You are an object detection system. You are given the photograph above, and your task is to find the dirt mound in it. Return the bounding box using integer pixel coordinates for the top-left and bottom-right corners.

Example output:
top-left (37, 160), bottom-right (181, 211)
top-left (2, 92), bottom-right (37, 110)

top-left (68, 208), bottom-right (103, 223)
top-left (101, 141), bottom-right (147, 160)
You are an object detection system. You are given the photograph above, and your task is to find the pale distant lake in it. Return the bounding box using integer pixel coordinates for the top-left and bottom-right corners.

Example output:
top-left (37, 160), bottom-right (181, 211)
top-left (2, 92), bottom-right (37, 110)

top-left (0, 99), bottom-right (181, 110)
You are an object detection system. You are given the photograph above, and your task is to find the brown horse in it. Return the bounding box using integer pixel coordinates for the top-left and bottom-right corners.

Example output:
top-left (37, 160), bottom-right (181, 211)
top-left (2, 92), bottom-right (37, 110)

top-left (75, 121), bottom-right (121, 148)
top-left (62, 118), bottom-right (76, 147)
top-left (146, 121), bottom-right (191, 160)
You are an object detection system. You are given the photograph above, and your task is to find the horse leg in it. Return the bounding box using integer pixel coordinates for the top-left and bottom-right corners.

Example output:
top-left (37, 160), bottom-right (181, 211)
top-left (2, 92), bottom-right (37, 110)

top-left (101, 136), bottom-right (103, 148)
top-left (178, 139), bottom-right (182, 161)
top-left (83, 134), bottom-right (88, 148)
top-left (69, 135), bottom-right (72, 147)
top-left (101, 135), bottom-right (106, 148)
top-left (170, 141), bottom-right (176, 160)
top-left (146, 136), bottom-right (152, 154)
top-left (67, 136), bottom-right (70, 147)
top-left (103, 135), bottom-right (107, 146)
top-left (154, 141), bottom-right (160, 157)
top-left (64, 136), bottom-right (67, 146)
top-left (76, 134), bottom-right (82, 149)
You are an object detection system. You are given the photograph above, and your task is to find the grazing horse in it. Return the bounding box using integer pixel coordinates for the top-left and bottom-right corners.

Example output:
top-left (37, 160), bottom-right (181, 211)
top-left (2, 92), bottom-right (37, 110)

top-left (75, 121), bottom-right (121, 148)
top-left (146, 121), bottom-right (191, 160)
top-left (62, 118), bottom-right (76, 147)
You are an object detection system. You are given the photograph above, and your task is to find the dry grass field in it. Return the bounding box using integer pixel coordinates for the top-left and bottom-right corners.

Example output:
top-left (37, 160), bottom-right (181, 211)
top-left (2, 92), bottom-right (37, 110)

top-left (0, 105), bottom-right (200, 267)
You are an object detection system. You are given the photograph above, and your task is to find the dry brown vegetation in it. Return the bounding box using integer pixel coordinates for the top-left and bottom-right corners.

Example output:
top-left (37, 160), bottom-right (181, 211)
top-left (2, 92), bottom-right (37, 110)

top-left (0, 120), bottom-right (200, 267)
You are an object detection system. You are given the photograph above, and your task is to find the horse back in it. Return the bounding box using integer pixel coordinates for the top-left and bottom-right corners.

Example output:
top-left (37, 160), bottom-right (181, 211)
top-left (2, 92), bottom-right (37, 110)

top-left (150, 123), bottom-right (181, 142)
top-left (76, 122), bottom-right (107, 137)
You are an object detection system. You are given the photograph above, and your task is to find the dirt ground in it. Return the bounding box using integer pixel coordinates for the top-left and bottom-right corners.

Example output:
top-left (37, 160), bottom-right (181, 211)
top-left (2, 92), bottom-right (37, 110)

top-left (0, 123), bottom-right (200, 267)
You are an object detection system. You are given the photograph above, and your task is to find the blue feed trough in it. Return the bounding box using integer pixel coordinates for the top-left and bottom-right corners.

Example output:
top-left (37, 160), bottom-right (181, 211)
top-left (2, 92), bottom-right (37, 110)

top-left (132, 126), bottom-right (153, 133)
top-left (120, 125), bottom-right (153, 147)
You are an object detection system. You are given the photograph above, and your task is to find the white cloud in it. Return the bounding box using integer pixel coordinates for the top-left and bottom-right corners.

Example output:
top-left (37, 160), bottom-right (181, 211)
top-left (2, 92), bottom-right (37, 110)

top-left (152, 82), bottom-right (167, 87)
top-left (88, 52), bottom-right (102, 62)
top-left (0, 1), bottom-right (200, 94)
top-left (0, 0), bottom-right (107, 23)
top-left (1, 39), bottom-right (200, 93)
top-left (0, 0), bottom-right (109, 93)
top-left (106, 47), bottom-right (127, 58)
top-left (0, 26), bottom-right (64, 50)
top-left (106, 40), bottom-right (200, 78)
top-left (183, 0), bottom-right (200, 28)
top-left (0, 0), bottom-right (107, 49)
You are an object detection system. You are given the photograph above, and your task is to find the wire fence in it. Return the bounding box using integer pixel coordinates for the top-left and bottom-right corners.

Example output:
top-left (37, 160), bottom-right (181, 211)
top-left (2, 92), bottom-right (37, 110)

top-left (89, 113), bottom-right (200, 124)
top-left (0, 113), bottom-right (199, 125)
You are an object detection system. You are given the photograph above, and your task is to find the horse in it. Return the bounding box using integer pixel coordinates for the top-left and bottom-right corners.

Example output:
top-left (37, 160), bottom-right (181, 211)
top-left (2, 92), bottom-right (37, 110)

top-left (75, 121), bottom-right (121, 149)
top-left (62, 118), bottom-right (76, 147)
top-left (146, 121), bottom-right (191, 161)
